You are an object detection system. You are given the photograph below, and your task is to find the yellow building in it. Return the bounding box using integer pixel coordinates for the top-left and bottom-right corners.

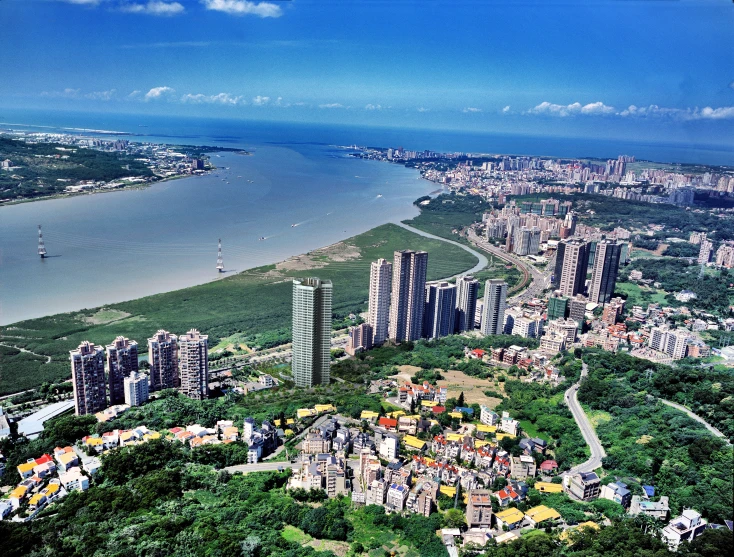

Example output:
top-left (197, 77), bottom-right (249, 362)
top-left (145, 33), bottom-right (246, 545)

top-left (360, 410), bottom-right (380, 420)
top-left (314, 404), bottom-right (336, 413)
top-left (495, 507), bottom-right (525, 529)
top-left (496, 432), bottom-right (517, 441)
top-left (535, 481), bottom-right (563, 494)
top-left (524, 505), bottom-right (561, 525)
top-left (476, 424), bottom-right (497, 434)
top-left (403, 435), bottom-right (427, 451)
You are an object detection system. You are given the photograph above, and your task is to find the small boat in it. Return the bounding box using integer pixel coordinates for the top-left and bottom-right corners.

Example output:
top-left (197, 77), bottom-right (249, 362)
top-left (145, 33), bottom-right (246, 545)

top-left (377, 194), bottom-right (383, 198)
top-left (291, 224), bottom-right (297, 227)
top-left (259, 236), bottom-right (266, 241)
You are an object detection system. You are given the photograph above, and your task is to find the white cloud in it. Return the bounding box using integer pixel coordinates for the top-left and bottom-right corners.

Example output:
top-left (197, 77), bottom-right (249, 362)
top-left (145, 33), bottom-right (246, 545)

top-left (182, 92), bottom-right (246, 105)
top-left (59, 0), bottom-right (102, 5)
top-left (128, 90), bottom-right (142, 99)
top-left (120, 2), bottom-right (185, 16)
top-left (364, 104), bottom-right (382, 110)
top-left (85, 89), bottom-right (116, 100)
top-left (502, 105), bottom-right (511, 113)
top-left (144, 86), bottom-right (175, 100)
top-left (529, 101), bottom-right (615, 117)
top-left (40, 88), bottom-right (80, 98)
top-left (319, 103), bottom-right (344, 109)
top-left (463, 107), bottom-right (482, 113)
top-left (416, 107), bottom-right (430, 113)
top-left (618, 104), bottom-right (734, 121)
top-left (202, 0), bottom-right (282, 18)
top-left (252, 95), bottom-right (271, 106)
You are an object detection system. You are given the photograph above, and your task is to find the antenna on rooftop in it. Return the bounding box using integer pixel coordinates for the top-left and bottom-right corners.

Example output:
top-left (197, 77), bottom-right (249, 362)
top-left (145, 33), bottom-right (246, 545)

top-left (38, 225), bottom-right (47, 258)
top-left (216, 238), bottom-right (224, 272)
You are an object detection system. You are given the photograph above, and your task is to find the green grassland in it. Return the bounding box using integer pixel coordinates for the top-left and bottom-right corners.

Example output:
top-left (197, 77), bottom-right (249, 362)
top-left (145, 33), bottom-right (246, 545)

top-left (402, 193), bottom-right (488, 241)
top-left (0, 223), bottom-right (480, 395)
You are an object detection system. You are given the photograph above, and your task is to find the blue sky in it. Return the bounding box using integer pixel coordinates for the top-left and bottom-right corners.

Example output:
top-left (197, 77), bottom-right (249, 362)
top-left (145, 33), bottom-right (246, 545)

top-left (1, 0), bottom-right (733, 145)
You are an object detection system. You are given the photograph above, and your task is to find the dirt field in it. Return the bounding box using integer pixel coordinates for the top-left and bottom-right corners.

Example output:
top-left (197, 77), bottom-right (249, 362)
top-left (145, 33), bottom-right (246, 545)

top-left (436, 369), bottom-right (503, 409)
top-left (275, 241), bottom-right (360, 272)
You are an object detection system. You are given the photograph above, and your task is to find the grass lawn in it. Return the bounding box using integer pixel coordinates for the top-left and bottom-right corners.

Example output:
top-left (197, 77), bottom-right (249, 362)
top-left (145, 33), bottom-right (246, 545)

top-left (0, 223), bottom-right (479, 395)
top-left (281, 525), bottom-right (311, 544)
top-left (615, 282), bottom-right (669, 308)
top-left (519, 420), bottom-right (551, 442)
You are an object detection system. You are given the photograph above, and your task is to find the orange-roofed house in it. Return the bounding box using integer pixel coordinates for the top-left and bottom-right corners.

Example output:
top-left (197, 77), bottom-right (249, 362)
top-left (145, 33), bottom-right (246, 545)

top-left (378, 417), bottom-right (398, 431)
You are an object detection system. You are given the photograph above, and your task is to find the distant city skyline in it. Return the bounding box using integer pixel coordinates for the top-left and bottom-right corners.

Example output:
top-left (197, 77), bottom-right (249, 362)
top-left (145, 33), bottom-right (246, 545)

top-left (1, 1), bottom-right (732, 147)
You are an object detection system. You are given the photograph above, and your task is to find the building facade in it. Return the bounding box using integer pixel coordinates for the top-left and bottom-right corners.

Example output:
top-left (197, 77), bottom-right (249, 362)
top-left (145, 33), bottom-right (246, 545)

top-left (367, 258), bottom-right (392, 346)
top-left (148, 330), bottom-right (179, 392)
top-left (178, 329), bottom-right (209, 400)
top-left (106, 336), bottom-right (138, 405)
top-left (588, 240), bottom-right (622, 304)
top-left (389, 250), bottom-right (428, 342)
top-left (554, 239), bottom-right (590, 297)
top-left (70, 341), bottom-right (107, 416)
top-left (455, 275), bottom-right (479, 332)
top-left (123, 371), bottom-right (149, 407)
top-left (480, 280), bottom-right (507, 336)
top-left (292, 278), bottom-right (333, 387)
top-left (423, 282), bottom-right (457, 339)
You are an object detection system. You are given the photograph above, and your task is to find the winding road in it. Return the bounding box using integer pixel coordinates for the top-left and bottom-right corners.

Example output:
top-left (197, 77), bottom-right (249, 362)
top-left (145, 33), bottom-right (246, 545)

top-left (658, 399), bottom-right (730, 444)
top-left (562, 362), bottom-right (606, 475)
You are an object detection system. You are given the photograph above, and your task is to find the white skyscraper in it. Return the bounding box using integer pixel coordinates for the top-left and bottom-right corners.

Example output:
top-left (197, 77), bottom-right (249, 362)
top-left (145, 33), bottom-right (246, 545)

top-left (178, 329), bottom-right (209, 400)
top-left (480, 280), bottom-right (507, 336)
top-left (123, 371), bottom-right (149, 407)
top-left (368, 258), bottom-right (392, 345)
top-left (455, 275), bottom-right (479, 332)
top-left (292, 278), bottom-right (332, 388)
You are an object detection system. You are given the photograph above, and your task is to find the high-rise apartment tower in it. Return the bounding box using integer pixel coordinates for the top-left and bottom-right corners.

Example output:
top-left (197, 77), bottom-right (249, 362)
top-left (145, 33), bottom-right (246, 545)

top-left (389, 250), bottom-right (428, 342)
top-left (70, 341), bottom-right (107, 416)
top-left (423, 282), bottom-right (457, 339)
top-left (148, 330), bottom-right (179, 392)
top-left (367, 258), bottom-right (392, 345)
top-left (588, 240), bottom-right (622, 304)
top-left (178, 329), bottom-right (209, 400)
top-left (455, 275), bottom-right (479, 332)
top-left (292, 278), bottom-right (332, 387)
top-left (480, 280), bottom-right (507, 336)
top-left (106, 336), bottom-right (138, 405)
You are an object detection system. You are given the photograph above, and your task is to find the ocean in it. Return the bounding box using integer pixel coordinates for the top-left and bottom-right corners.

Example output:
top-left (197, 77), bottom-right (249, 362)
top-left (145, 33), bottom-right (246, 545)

top-left (0, 109), bottom-right (731, 325)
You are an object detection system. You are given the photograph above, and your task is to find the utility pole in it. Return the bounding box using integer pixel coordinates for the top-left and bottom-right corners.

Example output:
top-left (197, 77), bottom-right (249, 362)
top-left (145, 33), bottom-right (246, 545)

top-left (38, 225), bottom-right (47, 258)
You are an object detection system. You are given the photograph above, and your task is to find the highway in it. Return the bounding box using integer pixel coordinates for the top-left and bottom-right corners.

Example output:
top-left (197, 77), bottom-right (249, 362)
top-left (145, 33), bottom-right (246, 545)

top-left (466, 228), bottom-right (552, 304)
top-left (562, 362), bottom-right (606, 475)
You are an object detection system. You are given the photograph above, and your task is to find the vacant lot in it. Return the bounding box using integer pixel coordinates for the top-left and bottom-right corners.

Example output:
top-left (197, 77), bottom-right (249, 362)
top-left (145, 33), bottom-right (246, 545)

top-left (436, 369), bottom-right (502, 408)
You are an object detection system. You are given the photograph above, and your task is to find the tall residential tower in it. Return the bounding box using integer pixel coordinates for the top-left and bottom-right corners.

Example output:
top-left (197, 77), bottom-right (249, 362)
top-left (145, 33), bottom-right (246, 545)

top-left (423, 282), bottom-right (457, 339)
top-left (588, 240), bottom-right (622, 304)
top-left (292, 278), bottom-right (332, 387)
top-left (148, 330), bottom-right (179, 392)
top-left (106, 336), bottom-right (138, 405)
top-left (554, 239), bottom-right (590, 297)
top-left (367, 258), bottom-right (392, 346)
top-left (455, 275), bottom-right (479, 332)
top-left (70, 341), bottom-right (107, 416)
top-left (178, 329), bottom-right (209, 400)
top-left (480, 280), bottom-right (507, 336)
top-left (389, 250), bottom-right (428, 342)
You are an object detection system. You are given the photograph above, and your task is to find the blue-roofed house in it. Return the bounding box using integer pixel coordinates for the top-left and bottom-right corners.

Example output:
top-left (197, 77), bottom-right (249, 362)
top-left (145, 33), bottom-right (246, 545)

top-left (642, 485), bottom-right (655, 498)
top-left (600, 481), bottom-right (631, 507)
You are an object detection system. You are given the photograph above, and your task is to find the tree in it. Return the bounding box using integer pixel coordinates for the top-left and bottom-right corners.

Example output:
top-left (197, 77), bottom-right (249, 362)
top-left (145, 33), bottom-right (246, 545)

top-left (457, 391), bottom-right (465, 408)
top-left (444, 508), bottom-right (466, 529)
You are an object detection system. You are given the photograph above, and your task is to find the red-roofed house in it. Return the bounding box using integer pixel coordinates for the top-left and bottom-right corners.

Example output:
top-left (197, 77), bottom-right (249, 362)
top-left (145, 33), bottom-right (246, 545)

top-left (432, 406), bottom-right (446, 414)
top-left (539, 460), bottom-right (558, 473)
top-left (495, 486), bottom-right (521, 507)
top-left (469, 349), bottom-right (486, 359)
top-left (378, 417), bottom-right (398, 431)
top-left (34, 454), bottom-right (53, 466)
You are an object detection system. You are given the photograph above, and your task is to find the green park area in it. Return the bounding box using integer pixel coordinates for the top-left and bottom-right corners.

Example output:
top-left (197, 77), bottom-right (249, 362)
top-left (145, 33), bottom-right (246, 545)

top-left (0, 222), bottom-right (480, 395)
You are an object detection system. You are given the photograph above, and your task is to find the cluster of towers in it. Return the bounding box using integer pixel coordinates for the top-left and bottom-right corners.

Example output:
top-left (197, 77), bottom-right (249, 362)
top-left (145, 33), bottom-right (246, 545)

top-left (552, 237), bottom-right (622, 304)
top-left (366, 251), bottom-right (508, 345)
top-left (69, 329), bottom-right (209, 416)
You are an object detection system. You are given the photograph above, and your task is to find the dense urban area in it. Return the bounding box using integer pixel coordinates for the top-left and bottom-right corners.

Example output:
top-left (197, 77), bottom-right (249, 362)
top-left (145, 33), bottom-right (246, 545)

top-left (1, 141), bottom-right (733, 557)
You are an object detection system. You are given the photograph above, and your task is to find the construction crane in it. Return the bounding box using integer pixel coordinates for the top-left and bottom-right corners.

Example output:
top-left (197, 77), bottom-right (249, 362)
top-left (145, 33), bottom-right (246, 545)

top-left (216, 239), bottom-right (224, 272)
top-left (38, 225), bottom-right (47, 258)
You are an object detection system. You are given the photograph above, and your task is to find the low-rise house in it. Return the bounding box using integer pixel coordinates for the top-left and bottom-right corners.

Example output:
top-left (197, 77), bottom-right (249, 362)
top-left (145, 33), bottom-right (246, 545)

top-left (599, 481), bottom-right (631, 508)
top-left (566, 471), bottom-right (601, 501)
top-left (386, 483), bottom-right (409, 512)
top-left (539, 460), bottom-right (558, 475)
top-left (524, 505), bottom-right (561, 526)
top-left (510, 455), bottom-right (536, 480)
top-left (403, 435), bottom-right (427, 452)
top-left (0, 499), bottom-right (12, 520)
top-left (81, 456), bottom-right (101, 476)
top-left (661, 509), bottom-right (707, 550)
top-left (365, 479), bottom-right (387, 505)
top-left (9, 485), bottom-right (29, 509)
top-left (59, 467), bottom-right (90, 492)
top-left (629, 495), bottom-right (670, 520)
top-left (499, 412), bottom-right (519, 436)
top-left (494, 507), bottom-right (525, 530)
top-left (535, 481), bottom-right (563, 494)
top-left (55, 451), bottom-right (79, 473)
